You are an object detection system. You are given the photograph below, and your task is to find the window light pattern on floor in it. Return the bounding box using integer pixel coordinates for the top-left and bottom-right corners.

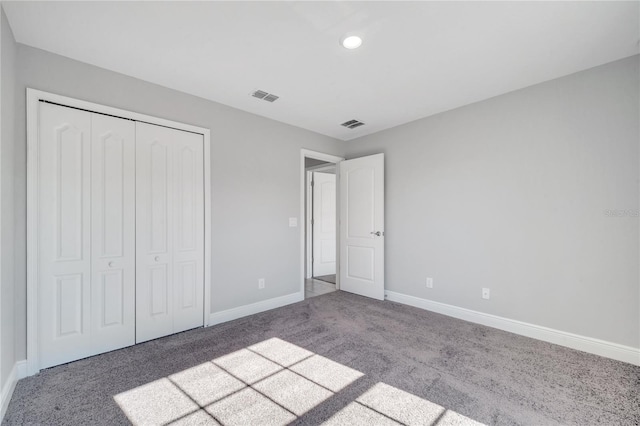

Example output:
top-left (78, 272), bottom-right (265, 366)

top-left (114, 337), bottom-right (484, 426)
top-left (326, 382), bottom-right (484, 426)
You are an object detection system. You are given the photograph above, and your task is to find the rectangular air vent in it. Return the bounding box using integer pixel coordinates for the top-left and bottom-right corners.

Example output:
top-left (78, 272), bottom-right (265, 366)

top-left (251, 89), bottom-right (279, 103)
top-left (341, 119), bottom-right (365, 129)
top-left (252, 90), bottom-right (268, 99)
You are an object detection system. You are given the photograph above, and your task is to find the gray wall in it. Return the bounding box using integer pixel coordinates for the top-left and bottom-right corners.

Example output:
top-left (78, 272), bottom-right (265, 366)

top-left (12, 44), bottom-right (343, 361)
top-left (344, 55), bottom-right (640, 348)
top-left (1, 7), bottom-right (17, 392)
top-left (4, 22), bottom-right (638, 371)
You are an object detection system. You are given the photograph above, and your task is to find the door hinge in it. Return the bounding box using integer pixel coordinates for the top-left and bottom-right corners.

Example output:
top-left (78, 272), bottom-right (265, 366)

top-left (311, 180), bottom-right (314, 187)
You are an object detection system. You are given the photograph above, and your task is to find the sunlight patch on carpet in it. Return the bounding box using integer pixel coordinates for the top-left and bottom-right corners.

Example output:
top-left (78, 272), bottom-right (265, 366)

top-left (114, 337), bottom-right (483, 425)
top-left (212, 348), bottom-right (282, 385)
top-left (114, 337), bottom-right (362, 425)
top-left (113, 378), bottom-right (199, 425)
top-left (169, 363), bottom-right (245, 407)
top-left (205, 387), bottom-right (294, 425)
top-left (325, 382), bottom-right (485, 426)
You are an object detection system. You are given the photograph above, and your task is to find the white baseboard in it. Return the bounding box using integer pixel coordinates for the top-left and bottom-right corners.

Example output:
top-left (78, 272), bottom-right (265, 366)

top-left (385, 291), bottom-right (640, 366)
top-left (209, 292), bottom-right (304, 326)
top-left (1, 360), bottom-right (27, 422)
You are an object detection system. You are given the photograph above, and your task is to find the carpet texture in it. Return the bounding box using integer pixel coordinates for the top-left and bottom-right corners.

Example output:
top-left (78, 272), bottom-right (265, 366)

top-left (3, 291), bottom-right (639, 425)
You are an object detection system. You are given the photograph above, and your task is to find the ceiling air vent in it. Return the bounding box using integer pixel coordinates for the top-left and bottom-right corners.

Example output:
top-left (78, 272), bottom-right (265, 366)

top-left (341, 119), bottom-right (365, 129)
top-left (251, 89), bottom-right (279, 103)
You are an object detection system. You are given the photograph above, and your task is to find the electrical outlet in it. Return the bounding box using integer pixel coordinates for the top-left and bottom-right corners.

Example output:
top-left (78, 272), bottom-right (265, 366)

top-left (482, 288), bottom-right (490, 299)
top-left (258, 278), bottom-right (265, 289)
top-left (289, 217), bottom-right (298, 227)
top-left (426, 277), bottom-right (433, 288)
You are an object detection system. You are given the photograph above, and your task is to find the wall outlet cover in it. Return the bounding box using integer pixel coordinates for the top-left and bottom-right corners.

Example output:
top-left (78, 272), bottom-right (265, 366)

top-left (482, 288), bottom-right (490, 299)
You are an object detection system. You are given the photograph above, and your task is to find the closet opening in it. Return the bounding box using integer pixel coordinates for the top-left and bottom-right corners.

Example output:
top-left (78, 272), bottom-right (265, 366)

top-left (26, 89), bottom-right (212, 375)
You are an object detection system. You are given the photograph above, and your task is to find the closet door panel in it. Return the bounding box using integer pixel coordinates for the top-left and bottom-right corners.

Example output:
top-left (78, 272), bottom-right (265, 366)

top-left (173, 134), bottom-right (205, 332)
top-left (38, 103), bottom-right (93, 369)
top-left (90, 113), bottom-right (136, 353)
top-left (136, 122), bottom-right (204, 342)
top-left (150, 142), bottom-right (169, 253)
top-left (136, 123), bottom-right (175, 343)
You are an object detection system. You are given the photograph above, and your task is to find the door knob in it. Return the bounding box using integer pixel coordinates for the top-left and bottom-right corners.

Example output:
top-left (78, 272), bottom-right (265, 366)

top-left (154, 256), bottom-right (160, 262)
top-left (108, 261), bottom-right (114, 268)
top-left (370, 231), bottom-right (382, 236)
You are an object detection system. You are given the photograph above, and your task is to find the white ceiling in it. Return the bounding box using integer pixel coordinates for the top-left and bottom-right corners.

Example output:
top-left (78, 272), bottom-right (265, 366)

top-left (4, 1), bottom-right (639, 141)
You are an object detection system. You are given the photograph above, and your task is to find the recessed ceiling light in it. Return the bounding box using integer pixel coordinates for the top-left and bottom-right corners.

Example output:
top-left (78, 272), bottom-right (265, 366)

top-left (341, 35), bottom-right (362, 50)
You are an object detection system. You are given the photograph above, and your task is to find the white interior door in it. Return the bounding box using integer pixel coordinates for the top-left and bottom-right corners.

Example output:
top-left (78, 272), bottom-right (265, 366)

top-left (312, 171), bottom-right (336, 277)
top-left (90, 113), bottom-right (136, 355)
top-left (339, 154), bottom-right (385, 300)
top-left (38, 103), bottom-right (136, 369)
top-left (135, 122), bottom-right (204, 343)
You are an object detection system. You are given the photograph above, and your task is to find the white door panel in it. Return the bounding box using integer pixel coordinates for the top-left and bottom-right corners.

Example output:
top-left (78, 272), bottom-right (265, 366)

top-left (39, 104), bottom-right (138, 369)
top-left (136, 125), bottom-right (174, 342)
top-left (339, 154), bottom-right (384, 300)
top-left (173, 136), bottom-right (205, 332)
top-left (346, 168), bottom-right (375, 238)
top-left (90, 113), bottom-right (136, 354)
top-left (136, 122), bottom-right (204, 343)
top-left (312, 172), bottom-right (336, 277)
top-left (39, 103), bottom-right (92, 368)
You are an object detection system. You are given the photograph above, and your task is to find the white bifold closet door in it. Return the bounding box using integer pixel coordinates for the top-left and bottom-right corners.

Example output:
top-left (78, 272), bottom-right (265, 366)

top-left (135, 122), bottom-right (205, 343)
top-left (38, 103), bottom-right (205, 369)
top-left (38, 103), bottom-right (136, 369)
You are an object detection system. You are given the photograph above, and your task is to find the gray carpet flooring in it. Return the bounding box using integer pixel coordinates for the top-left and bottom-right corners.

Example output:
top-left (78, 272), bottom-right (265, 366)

top-left (3, 291), bottom-right (639, 425)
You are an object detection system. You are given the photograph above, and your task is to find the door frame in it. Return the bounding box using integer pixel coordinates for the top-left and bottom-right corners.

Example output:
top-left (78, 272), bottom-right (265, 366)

top-left (305, 165), bottom-right (337, 279)
top-left (304, 164), bottom-right (338, 279)
top-left (299, 149), bottom-right (343, 296)
top-left (306, 170), bottom-right (313, 279)
top-left (26, 88), bottom-right (212, 375)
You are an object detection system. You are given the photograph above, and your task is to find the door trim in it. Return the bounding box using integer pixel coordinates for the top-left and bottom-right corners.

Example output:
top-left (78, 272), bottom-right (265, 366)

top-left (26, 88), bottom-right (212, 375)
top-left (299, 149), bottom-right (343, 296)
top-left (305, 165), bottom-right (336, 279)
top-left (306, 170), bottom-right (313, 279)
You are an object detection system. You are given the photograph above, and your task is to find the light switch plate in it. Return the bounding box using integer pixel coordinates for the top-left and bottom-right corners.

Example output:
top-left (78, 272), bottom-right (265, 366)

top-left (289, 217), bottom-right (298, 227)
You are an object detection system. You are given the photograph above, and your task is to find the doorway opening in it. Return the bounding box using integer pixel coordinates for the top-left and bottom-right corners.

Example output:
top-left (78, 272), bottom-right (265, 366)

top-left (300, 150), bottom-right (385, 301)
top-left (307, 162), bottom-right (337, 297)
top-left (300, 150), bottom-right (344, 299)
